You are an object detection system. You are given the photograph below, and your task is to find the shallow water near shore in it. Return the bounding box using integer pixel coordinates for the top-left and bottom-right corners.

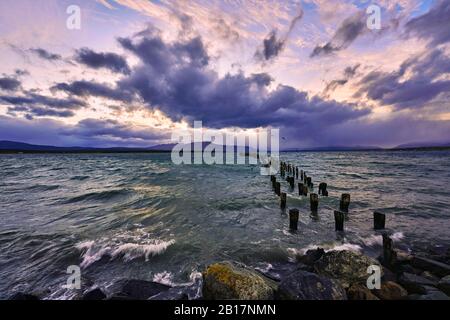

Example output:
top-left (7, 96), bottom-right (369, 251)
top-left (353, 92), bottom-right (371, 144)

top-left (0, 150), bottom-right (449, 299)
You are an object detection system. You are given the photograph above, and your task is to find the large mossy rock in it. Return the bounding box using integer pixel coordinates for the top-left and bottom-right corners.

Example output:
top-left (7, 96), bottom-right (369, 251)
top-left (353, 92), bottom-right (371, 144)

top-left (314, 250), bottom-right (382, 287)
top-left (202, 262), bottom-right (277, 300)
top-left (276, 270), bottom-right (347, 300)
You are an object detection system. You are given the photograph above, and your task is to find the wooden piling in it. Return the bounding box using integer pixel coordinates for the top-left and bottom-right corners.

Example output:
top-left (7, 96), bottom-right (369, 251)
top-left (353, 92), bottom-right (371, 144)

top-left (310, 193), bottom-right (319, 213)
top-left (374, 211), bottom-right (386, 230)
top-left (275, 182), bottom-right (281, 196)
top-left (306, 177), bottom-right (312, 188)
top-left (280, 192), bottom-right (287, 209)
top-left (289, 208), bottom-right (299, 230)
top-left (382, 233), bottom-right (397, 266)
top-left (318, 182), bottom-right (328, 196)
top-left (334, 210), bottom-right (345, 231)
top-left (339, 193), bottom-right (351, 212)
top-left (295, 167), bottom-right (299, 179)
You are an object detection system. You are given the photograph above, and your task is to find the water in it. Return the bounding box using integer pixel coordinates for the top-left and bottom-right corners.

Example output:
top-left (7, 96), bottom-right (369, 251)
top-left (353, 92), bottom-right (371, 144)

top-left (0, 151), bottom-right (449, 299)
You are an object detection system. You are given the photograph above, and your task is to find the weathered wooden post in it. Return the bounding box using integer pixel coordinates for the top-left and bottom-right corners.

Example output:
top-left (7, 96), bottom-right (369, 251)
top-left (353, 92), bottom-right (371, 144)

top-left (318, 182), bottom-right (328, 196)
top-left (280, 192), bottom-right (287, 209)
top-left (295, 167), bottom-right (299, 179)
top-left (334, 210), bottom-right (345, 231)
top-left (306, 177), bottom-right (312, 188)
top-left (275, 182), bottom-right (281, 196)
top-left (298, 183), bottom-right (304, 196)
top-left (310, 193), bottom-right (319, 213)
top-left (339, 193), bottom-right (350, 212)
top-left (382, 233), bottom-right (397, 266)
top-left (301, 184), bottom-right (308, 196)
top-left (374, 211), bottom-right (386, 230)
top-left (289, 208), bottom-right (299, 230)
top-left (288, 177), bottom-right (294, 189)
top-left (300, 170), bottom-right (304, 180)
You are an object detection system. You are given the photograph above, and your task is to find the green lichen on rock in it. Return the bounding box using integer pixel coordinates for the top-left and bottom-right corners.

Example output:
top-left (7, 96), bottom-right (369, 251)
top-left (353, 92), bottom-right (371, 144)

top-left (202, 262), bottom-right (277, 300)
top-left (314, 250), bottom-right (383, 287)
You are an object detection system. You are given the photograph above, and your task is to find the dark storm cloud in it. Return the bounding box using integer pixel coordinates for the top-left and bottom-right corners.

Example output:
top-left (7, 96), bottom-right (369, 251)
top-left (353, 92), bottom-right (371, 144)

top-left (255, 9), bottom-right (304, 61)
top-left (114, 30), bottom-right (369, 129)
top-left (52, 80), bottom-right (133, 103)
top-left (355, 49), bottom-right (450, 110)
top-left (74, 48), bottom-right (131, 74)
top-left (0, 92), bottom-right (85, 109)
top-left (62, 118), bottom-right (169, 141)
top-left (311, 12), bottom-right (365, 57)
top-left (323, 64), bottom-right (360, 95)
top-left (0, 77), bottom-right (21, 91)
top-left (0, 116), bottom-right (168, 148)
top-left (29, 48), bottom-right (62, 61)
top-left (404, 0), bottom-right (450, 47)
top-left (8, 106), bottom-right (75, 118)
top-left (0, 91), bottom-right (86, 119)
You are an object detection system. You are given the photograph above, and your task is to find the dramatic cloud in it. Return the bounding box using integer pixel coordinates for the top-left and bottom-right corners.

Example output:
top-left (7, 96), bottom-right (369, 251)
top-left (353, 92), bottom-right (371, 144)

top-left (114, 29), bottom-right (369, 129)
top-left (323, 64), bottom-right (360, 95)
top-left (405, 0), bottom-right (450, 47)
top-left (0, 92), bottom-right (86, 119)
top-left (52, 80), bottom-right (133, 103)
top-left (61, 118), bottom-right (169, 142)
top-left (0, 115), bottom-right (168, 147)
top-left (255, 9), bottom-right (304, 61)
top-left (355, 49), bottom-right (450, 110)
top-left (29, 48), bottom-right (62, 61)
top-left (74, 48), bottom-right (131, 74)
top-left (0, 77), bottom-right (21, 91)
top-left (311, 12), bottom-right (365, 57)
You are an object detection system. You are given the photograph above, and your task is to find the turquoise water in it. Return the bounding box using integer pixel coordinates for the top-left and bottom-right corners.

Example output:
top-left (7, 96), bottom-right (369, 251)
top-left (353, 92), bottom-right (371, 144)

top-left (0, 151), bottom-right (449, 299)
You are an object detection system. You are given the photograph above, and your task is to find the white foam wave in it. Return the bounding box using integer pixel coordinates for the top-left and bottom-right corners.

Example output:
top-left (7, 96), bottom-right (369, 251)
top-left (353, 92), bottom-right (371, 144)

top-left (76, 229), bottom-right (175, 268)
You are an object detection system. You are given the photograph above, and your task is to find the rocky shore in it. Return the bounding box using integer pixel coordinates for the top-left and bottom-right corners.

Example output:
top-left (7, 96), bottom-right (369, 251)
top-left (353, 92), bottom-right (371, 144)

top-left (9, 242), bottom-right (450, 300)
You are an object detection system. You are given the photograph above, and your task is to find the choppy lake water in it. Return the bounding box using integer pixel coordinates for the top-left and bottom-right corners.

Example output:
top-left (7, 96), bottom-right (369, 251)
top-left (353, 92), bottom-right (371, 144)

top-left (0, 151), bottom-right (449, 299)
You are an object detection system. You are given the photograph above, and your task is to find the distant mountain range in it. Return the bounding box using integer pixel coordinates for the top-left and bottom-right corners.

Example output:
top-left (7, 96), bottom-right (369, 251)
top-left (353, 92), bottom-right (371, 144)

top-left (1, 140), bottom-right (449, 153)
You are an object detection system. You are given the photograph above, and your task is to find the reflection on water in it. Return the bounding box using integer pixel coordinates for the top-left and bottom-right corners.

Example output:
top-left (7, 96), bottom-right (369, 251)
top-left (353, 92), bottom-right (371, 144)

top-left (0, 151), bottom-right (449, 298)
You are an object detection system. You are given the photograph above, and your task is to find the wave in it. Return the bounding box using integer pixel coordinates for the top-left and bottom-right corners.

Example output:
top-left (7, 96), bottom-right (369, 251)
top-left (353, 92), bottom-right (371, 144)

top-left (76, 229), bottom-right (175, 268)
top-left (288, 232), bottom-right (405, 258)
top-left (64, 189), bottom-right (132, 203)
top-left (70, 175), bottom-right (89, 181)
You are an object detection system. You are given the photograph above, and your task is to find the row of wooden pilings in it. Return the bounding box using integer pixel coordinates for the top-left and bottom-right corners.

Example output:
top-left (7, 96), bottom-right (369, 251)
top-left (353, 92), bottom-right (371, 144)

top-left (271, 161), bottom-right (386, 233)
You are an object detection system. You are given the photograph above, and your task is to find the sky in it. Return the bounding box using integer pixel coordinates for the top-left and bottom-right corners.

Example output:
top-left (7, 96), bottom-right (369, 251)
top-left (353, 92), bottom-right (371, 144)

top-left (0, 0), bottom-right (449, 148)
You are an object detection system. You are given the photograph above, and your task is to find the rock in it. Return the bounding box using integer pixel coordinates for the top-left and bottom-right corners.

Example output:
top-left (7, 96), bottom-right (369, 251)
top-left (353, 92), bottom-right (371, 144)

top-left (347, 284), bottom-right (378, 300)
top-left (110, 279), bottom-right (172, 300)
top-left (255, 262), bottom-right (310, 282)
top-left (149, 287), bottom-right (189, 300)
top-left (82, 288), bottom-right (106, 300)
top-left (398, 273), bottom-right (437, 294)
top-left (9, 292), bottom-right (39, 300)
top-left (314, 250), bottom-right (382, 287)
top-left (411, 256), bottom-right (450, 278)
top-left (395, 250), bottom-right (414, 263)
top-left (417, 286), bottom-right (450, 300)
top-left (276, 270), bottom-right (347, 300)
top-left (373, 281), bottom-right (408, 300)
top-left (421, 271), bottom-right (440, 282)
top-left (202, 262), bottom-right (277, 300)
top-left (438, 275), bottom-right (450, 295)
top-left (297, 248), bottom-right (325, 266)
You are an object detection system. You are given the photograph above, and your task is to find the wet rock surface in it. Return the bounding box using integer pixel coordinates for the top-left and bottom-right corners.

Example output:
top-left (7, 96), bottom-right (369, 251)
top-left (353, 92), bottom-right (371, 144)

top-left (276, 270), bottom-right (347, 300)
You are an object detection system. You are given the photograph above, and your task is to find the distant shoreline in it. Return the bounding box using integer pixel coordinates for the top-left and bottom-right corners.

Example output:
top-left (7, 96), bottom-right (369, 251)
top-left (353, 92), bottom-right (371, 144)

top-left (1, 146), bottom-right (449, 154)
